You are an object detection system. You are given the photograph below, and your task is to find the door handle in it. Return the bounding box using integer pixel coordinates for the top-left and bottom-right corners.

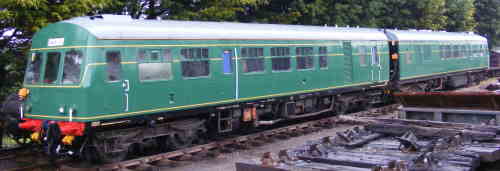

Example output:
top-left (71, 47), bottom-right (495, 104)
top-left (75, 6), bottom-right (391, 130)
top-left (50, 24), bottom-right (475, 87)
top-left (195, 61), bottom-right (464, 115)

top-left (123, 80), bottom-right (130, 93)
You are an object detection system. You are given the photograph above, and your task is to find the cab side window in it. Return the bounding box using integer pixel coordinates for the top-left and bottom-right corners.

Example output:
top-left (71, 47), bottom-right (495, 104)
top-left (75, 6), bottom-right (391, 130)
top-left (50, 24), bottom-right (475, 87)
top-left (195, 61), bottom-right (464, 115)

top-left (106, 51), bottom-right (122, 82)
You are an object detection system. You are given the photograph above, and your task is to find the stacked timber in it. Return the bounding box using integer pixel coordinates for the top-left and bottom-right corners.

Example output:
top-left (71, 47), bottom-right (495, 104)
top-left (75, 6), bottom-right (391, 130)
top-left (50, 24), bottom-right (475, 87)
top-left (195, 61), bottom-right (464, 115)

top-left (236, 119), bottom-right (500, 171)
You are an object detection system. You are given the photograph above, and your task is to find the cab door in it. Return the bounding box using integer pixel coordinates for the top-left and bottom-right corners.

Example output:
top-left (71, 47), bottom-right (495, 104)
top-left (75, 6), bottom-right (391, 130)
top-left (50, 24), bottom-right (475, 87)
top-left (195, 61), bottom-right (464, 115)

top-left (101, 49), bottom-right (130, 114)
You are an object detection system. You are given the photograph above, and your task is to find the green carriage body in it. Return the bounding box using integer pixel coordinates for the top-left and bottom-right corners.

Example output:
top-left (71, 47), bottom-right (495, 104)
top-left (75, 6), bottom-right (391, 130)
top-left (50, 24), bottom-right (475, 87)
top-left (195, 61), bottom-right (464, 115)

top-left (385, 30), bottom-right (489, 81)
top-left (23, 15), bottom-right (390, 122)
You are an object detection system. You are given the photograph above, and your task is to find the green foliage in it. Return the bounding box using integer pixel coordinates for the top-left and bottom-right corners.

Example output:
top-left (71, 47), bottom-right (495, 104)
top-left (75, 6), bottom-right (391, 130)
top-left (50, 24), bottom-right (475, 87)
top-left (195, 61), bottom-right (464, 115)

top-left (475, 0), bottom-right (500, 47)
top-left (0, 0), bottom-right (114, 100)
top-left (445, 0), bottom-right (477, 32)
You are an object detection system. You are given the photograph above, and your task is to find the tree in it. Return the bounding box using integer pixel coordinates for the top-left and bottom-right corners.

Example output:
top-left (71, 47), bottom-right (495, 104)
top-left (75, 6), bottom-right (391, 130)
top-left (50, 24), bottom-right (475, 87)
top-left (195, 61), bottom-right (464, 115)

top-left (106, 0), bottom-right (267, 21)
top-left (444, 0), bottom-right (477, 32)
top-left (0, 0), bottom-right (115, 100)
top-left (378, 0), bottom-right (447, 30)
top-left (475, 0), bottom-right (500, 47)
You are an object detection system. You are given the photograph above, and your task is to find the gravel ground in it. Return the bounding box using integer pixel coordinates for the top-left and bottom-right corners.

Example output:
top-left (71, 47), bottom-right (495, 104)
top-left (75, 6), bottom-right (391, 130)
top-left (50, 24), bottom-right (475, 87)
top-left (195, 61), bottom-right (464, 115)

top-left (162, 112), bottom-right (398, 171)
top-left (163, 124), bottom-right (357, 171)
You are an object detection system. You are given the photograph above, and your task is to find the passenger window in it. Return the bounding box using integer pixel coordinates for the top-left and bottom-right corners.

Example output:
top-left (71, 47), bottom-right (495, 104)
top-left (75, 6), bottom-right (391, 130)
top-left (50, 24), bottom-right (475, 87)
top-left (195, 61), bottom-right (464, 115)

top-left (466, 45), bottom-right (472, 57)
top-left (439, 45), bottom-right (445, 59)
top-left (415, 45), bottom-right (422, 59)
top-left (181, 48), bottom-right (210, 77)
top-left (319, 47), bottom-right (328, 69)
top-left (222, 50), bottom-right (233, 74)
top-left (138, 49), bottom-right (172, 81)
top-left (106, 51), bottom-right (122, 82)
top-left (423, 45), bottom-right (432, 61)
top-left (453, 45), bottom-right (460, 58)
top-left (25, 52), bottom-right (43, 84)
top-left (405, 51), bottom-right (412, 64)
top-left (271, 47), bottom-right (290, 71)
top-left (296, 47), bottom-right (314, 70)
top-left (359, 46), bottom-right (369, 66)
top-left (62, 50), bottom-right (84, 84)
top-left (44, 52), bottom-right (61, 84)
top-left (445, 45), bottom-right (452, 58)
top-left (241, 47), bottom-right (264, 73)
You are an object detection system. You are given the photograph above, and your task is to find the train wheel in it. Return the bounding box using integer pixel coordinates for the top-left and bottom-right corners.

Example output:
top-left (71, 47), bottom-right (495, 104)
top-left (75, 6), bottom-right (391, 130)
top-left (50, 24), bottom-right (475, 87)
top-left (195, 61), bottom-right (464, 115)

top-left (93, 139), bottom-right (129, 163)
top-left (334, 101), bottom-right (349, 115)
top-left (166, 130), bottom-right (195, 150)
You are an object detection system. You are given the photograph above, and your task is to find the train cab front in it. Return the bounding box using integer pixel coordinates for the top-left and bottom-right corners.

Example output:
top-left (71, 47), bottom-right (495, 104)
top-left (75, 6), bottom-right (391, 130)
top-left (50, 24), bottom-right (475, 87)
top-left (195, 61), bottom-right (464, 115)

top-left (17, 49), bottom-right (88, 158)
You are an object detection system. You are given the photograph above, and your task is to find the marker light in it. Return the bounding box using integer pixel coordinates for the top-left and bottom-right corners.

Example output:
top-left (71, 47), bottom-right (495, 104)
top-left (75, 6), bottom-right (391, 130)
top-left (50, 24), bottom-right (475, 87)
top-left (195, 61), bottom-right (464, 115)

top-left (59, 107), bottom-right (64, 113)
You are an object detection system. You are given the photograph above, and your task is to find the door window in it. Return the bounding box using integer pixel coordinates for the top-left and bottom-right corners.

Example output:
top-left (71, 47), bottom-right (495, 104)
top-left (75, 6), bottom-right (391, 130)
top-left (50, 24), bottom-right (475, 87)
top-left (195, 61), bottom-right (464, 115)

top-left (222, 50), bottom-right (233, 74)
top-left (106, 51), bottom-right (122, 82)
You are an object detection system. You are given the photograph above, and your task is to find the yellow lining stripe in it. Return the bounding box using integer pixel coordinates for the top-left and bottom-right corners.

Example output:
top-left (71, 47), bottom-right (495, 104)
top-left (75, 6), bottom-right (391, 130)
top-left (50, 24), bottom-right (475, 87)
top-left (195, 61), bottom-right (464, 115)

top-left (400, 66), bottom-right (488, 80)
top-left (24, 81), bottom-right (379, 120)
top-left (30, 43), bottom-right (347, 51)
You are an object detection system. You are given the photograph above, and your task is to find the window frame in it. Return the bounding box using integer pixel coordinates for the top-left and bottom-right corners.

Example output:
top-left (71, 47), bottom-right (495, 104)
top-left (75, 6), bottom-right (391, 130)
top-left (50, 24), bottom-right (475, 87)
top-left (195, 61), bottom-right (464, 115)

top-left (240, 47), bottom-right (265, 74)
top-left (296, 47), bottom-right (314, 71)
top-left (180, 47), bottom-right (211, 78)
top-left (318, 46), bottom-right (328, 69)
top-left (62, 49), bottom-right (85, 85)
top-left (137, 48), bottom-right (174, 82)
top-left (370, 46), bottom-right (380, 66)
top-left (105, 50), bottom-right (123, 82)
top-left (270, 47), bottom-right (291, 72)
top-left (222, 49), bottom-right (234, 74)
top-left (43, 51), bottom-right (63, 84)
top-left (24, 52), bottom-right (44, 84)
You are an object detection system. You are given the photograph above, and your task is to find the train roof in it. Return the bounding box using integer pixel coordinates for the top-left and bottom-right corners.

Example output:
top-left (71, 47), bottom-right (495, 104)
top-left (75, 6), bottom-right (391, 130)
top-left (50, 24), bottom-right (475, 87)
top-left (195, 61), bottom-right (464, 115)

top-left (385, 30), bottom-right (487, 42)
top-left (62, 15), bottom-right (388, 41)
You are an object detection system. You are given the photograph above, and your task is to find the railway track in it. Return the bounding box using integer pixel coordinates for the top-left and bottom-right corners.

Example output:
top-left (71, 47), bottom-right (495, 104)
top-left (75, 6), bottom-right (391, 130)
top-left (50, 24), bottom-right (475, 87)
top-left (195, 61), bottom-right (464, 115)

top-left (55, 104), bottom-right (398, 171)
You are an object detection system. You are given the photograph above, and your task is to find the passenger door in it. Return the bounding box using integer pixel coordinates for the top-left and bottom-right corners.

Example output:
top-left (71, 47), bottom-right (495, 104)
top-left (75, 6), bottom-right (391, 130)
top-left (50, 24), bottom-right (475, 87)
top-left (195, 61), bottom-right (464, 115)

top-left (370, 46), bottom-right (382, 82)
top-left (342, 42), bottom-right (354, 83)
top-left (221, 49), bottom-right (237, 99)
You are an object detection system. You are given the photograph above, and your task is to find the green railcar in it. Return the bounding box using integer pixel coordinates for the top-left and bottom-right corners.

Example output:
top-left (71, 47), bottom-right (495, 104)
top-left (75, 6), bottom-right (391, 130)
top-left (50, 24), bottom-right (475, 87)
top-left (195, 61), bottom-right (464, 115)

top-left (386, 30), bottom-right (489, 89)
top-left (23, 15), bottom-right (390, 122)
top-left (8, 15), bottom-right (489, 162)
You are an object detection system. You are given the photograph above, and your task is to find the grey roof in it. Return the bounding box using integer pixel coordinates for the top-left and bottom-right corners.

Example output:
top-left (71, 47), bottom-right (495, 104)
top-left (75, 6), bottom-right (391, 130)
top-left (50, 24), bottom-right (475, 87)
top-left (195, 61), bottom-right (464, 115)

top-left (385, 30), bottom-right (487, 42)
top-left (62, 15), bottom-right (388, 41)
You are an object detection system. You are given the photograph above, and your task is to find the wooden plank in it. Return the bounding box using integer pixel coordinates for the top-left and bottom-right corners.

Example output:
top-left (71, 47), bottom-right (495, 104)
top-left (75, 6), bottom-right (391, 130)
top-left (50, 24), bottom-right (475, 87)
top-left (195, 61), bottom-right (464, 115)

top-left (366, 123), bottom-right (496, 141)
